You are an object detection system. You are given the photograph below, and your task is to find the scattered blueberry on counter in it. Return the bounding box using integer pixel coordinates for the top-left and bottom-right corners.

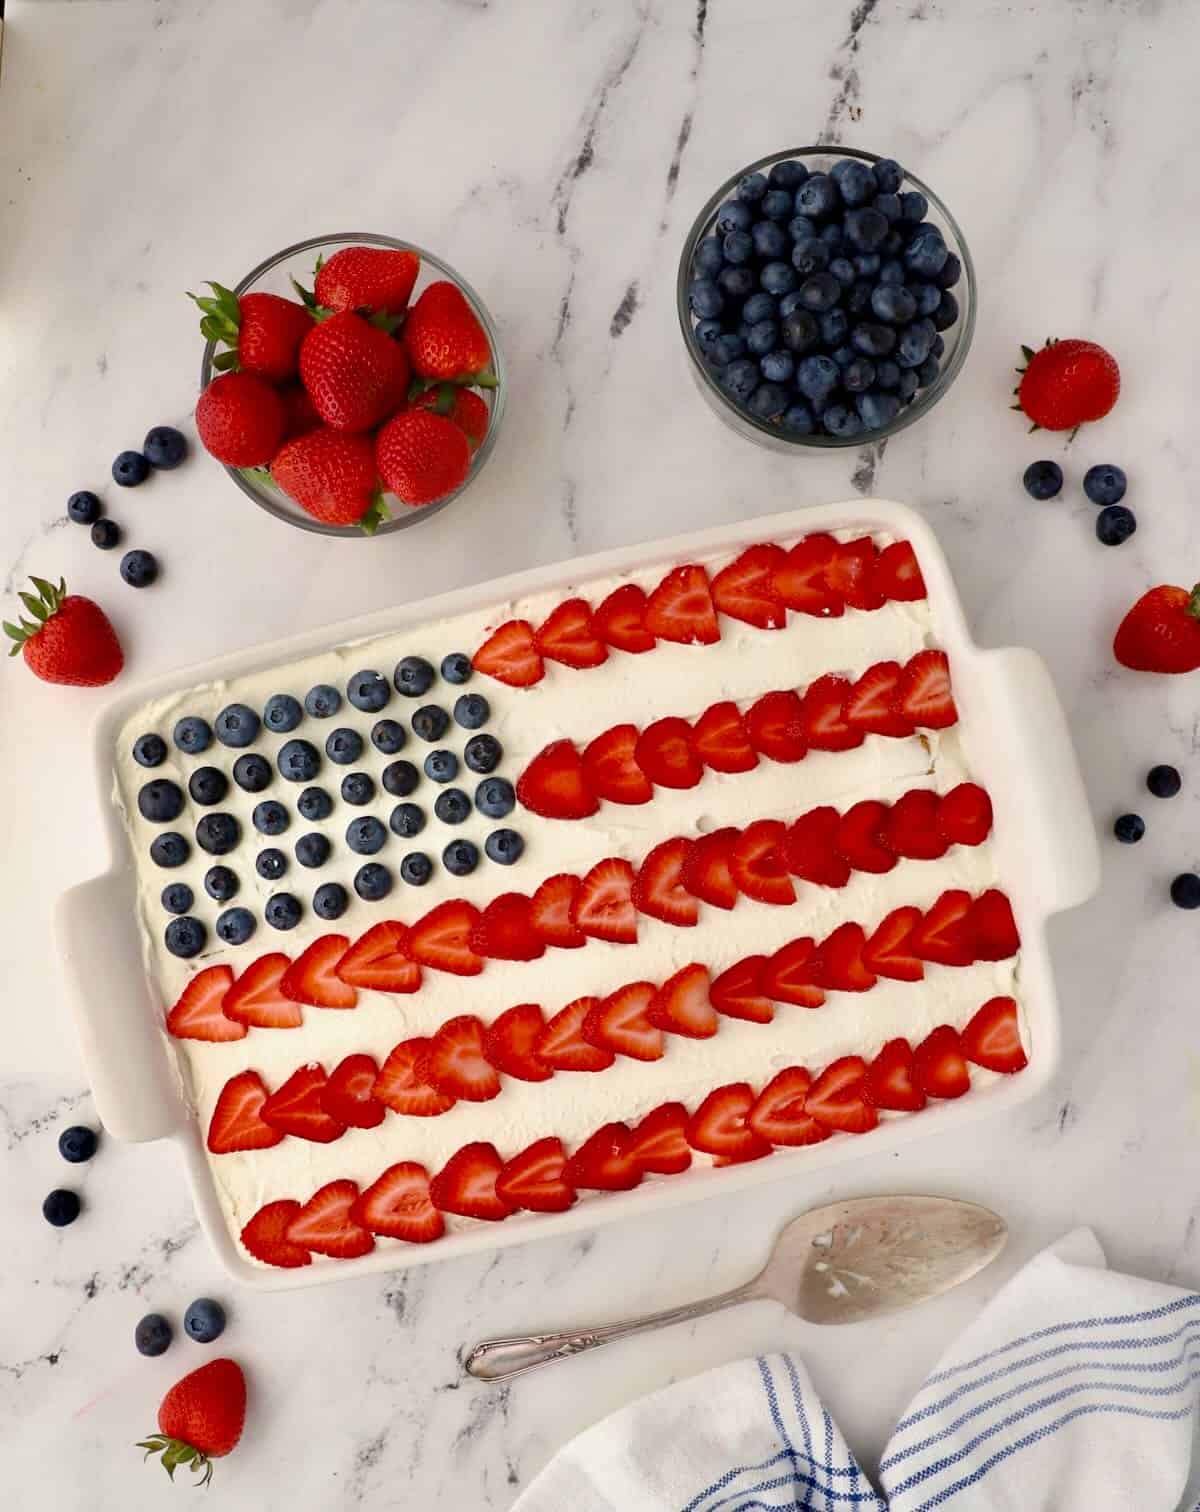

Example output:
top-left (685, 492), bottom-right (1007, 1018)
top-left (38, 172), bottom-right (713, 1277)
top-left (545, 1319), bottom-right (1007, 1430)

top-left (1083, 464), bottom-right (1127, 506)
top-left (143, 426), bottom-right (188, 471)
top-left (304, 683), bottom-right (342, 719)
top-left (1096, 505), bottom-right (1136, 547)
top-left (1022, 460), bottom-right (1063, 501)
top-left (112, 450), bottom-right (150, 488)
top-left (252, 799), bottom-right (290, 835)
top-left (165, 916), bottom-right (206, 957)
top-left (400, 852), bottom-right (433, 886)
top-left (68, 490), bottom-right (102, 525)
top-left (1113, 813), bottom-right (1145, 844)
top-left (485, 829), bottom-right (524, 865)
top-left (135, 1314), bottom-right (173, 1357)
top-left (313, 881), bottom-right (349, 919)
top-left (174, 715), bottom-right (213, 755)
top-left (263, 693), bottom-right (303, 733)
top-left (1147, 765), bottom-right (1181, 799)
top-left (58, 1125), bottom-right (98, 1164)
top-left (184, 1298), bottom-right (226, 1345)
top-left (120, 549), bottom-right (158, 589)
top-left (133, 732), bottom-right (167, 768)
top-left (354, 863), bottom-right (392, 901)
top-left (43, 1189), bottom-right (81, 1227)
top-left (91, 518), bottom-right (121, 550)
top-left (1170, 873), bottom-right (1200, 910)
top-left (394, 655), bottom-right (434, 697)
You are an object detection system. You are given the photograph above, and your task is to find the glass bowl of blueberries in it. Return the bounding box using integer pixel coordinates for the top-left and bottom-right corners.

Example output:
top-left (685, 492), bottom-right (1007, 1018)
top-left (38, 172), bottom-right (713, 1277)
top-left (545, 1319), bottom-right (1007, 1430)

top-left (677, 147), bottom-right (974, 448)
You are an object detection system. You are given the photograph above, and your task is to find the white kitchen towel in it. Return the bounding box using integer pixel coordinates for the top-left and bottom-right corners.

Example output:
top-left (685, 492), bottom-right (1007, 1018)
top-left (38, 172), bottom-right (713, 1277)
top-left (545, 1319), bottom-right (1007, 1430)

top-left (512, 1228), bottom-right (1200, 1511)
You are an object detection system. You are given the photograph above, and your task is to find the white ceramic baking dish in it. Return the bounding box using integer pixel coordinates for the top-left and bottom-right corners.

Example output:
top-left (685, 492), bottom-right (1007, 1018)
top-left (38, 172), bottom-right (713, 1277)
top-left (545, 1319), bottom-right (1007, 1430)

top-left (55, 500), bottom-right (1099, 1291)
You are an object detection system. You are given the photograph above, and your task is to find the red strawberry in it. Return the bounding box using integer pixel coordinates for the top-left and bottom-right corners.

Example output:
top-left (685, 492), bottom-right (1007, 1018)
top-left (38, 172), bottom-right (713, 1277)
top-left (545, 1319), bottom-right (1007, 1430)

top-left (626, 1102), bottom-right (692, 1174)
top-left (300, 311), bottom-right (409, 432)
top-left (872, 540), bottom-right (926, 602)
top-left (271, 428), bottom-right (380, 528)
top-left (286, 1178), bottom-right (375, 1257)
top-left (827, 538), bottom-right (885, 610)
top-left (633, 837), bottom-right (699, 927)
top-left (899, 650), bottom-right (958, 730)
top-left (817, 922), bottom-right (877, 993)
top-left (688, 1084), bottom-right (772, 1163)
top-left (484, 1003), bottom-right (553, 1082)
top-left (961, 996), bottom-right (1028, 1072)
top-left (583, 724), bottom-right (653, 806)
top-left (261, 1065), bottom-right (346, 1143)
top-left (518, 740), bottom-right (598, 820)
top-left (784, 807), bottom-right (852, 889)
top-left (535, 597), bottom-right (608, 669)
top-left (583, 981), bottom-right (663, 1060)
top-left (529, 873), bottom-right (587, 949)
top-left (280, 935), bottom-right (357, 1008)
top-left (373, 1038), bottom-right (455, 1117)
top-left (223, 954), bottom-right (302, 1029)
top-left (322, 1054), bottom-right (386, 1129)
top-left (195, 371), bottom-right (286, 467)
top-left (536, 996), bottom-right (614, 1071)
top-left (420, 1015), bottom-right (501, 1102)
top-left (1113, 584), bottom-right (1200, 674)
top-left (594, 582), bottom-right (656, 653)
top-left (240, 1200), bottom-right (311, 1269)
top-left (166, 966), bottom-right (242, 1042)
top-left (470, 893), bottom-right (545, 962)
top-left (709, 955), bottom-right (774, 1023)
top-left (404, 280), bottom-right (493, 381)
top-left (731, 820), bottom-right (795, 906)
top-left (1016, 338), bottom-right (1120, 432)
top-left (7, 578), bottom-right (123, 687)
top-left (681, 827), bottom-right (740, 910)
top-left (351, 1161), bottom-right (444, 1243)
top-left (473, 619), bottom-right (544, 687)
top-left (279, 381), bottom-right (323, 440)
top-left (967, 890), bottom-right (1021, 960)
top-left (884, 789), bottom-right (949, 861)
top-left (864, 1038), bottom-right (925, 1111)
top-left (376, 409), bottom-right (470, 507)
top-left (761, 937), bottom-right (826, 1008)
top-left (801, 674), bottom-right (862, 751)
top-left (745, 689), bottom-right (807, 763)
top-left (635, 716), bottom-right (703, 789)
top-left (805, 1056), bottom-right (878, 1133)
top-left (937, 783), bottom-right (994, 847)
top-left (206, 1071), bottom-right (283, 1155)
top-left (314, 246), bottom-right (420, 317)
top-left (495, 1137), bottom-right (575, 1213)
top-left (710, 543), bottom-right (788, 629)
top-left (691, 700), bottom-right (759, 774)
top-left (646, 963), bottom-right (717, 1038)
top-left (566, 1123), bottom-right (642, 1190)
top-left (910, 890), bottom-right (975, 967)
top-left (412, 384), bottom-right (489, 451)
top-left (408, 900), bottom-right (484, 976)
top-left (336, 920), bottom-right (422, 994)
top-left (772, 533), bottom-right (843, 617)
top-left (842, 660), bottom-right (912, 738)
top-left (914, 1025), bottom-right (971, 1099)
top-left (430, 1142), bottom-right (513, 1220)
top-left (835, 799), bottom-right (897, 874)
top-left (140, 1358), bottom-right (247, 1485)
top-left (862, 906), bottom-right (924, 982)
top-left (748, 1067), bottom-right (830, 1146)
top-left (644, 564), bottom-right (719, 645)
top-left (571, 858), bottom-right (638, 943)
top-left (191, 282), bottom-right (314, 382)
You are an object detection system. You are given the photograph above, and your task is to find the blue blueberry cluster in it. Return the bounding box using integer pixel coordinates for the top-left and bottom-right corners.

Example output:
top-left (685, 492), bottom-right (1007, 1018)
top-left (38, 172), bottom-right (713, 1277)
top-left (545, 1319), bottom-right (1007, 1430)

top-left (687, 156), bottom-right (960, 439)
top-left (41, 1122), bottom-right (100, 1230)
top-left (1111, 764), bottom-right (1200, 911)
top-left (1022, 459), bottom-right (1134, 546)
top-left (66, 425), bottom-right (185, 589)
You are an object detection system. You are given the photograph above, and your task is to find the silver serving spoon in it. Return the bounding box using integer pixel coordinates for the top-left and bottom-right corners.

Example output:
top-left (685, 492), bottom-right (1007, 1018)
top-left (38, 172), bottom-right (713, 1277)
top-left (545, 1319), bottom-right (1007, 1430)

top-left (465, 1194), bottom-right (1006, 1383)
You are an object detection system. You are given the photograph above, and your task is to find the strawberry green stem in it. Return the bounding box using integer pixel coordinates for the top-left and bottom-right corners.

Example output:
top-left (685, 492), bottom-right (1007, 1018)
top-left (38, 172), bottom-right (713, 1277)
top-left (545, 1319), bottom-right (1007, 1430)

top-left (1188, 586), bottom-right (1200, 620)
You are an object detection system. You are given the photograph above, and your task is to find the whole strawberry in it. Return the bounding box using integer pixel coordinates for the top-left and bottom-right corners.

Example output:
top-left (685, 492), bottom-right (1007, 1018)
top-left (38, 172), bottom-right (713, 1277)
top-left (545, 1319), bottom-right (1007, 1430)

top-left (404, 280), bottom-right (493, 382)
top-left (376, 409), bottom-right (470, 506)
top-left (1114, 584), bottom-right (1200, 673)
top-left (299, 312), bottom-right (410, 433)
top-left (272, 427), bottom-right (382, 529)
top-left (1015, 339), bottom-right (1120, 431)
top-left (278, 381), bottom-right (323, 440)
top-left (189, 282), bottom-right (313, 382)
top-left (139, 1357), bottom-right (246, 1486)
top-left (412, 383), bottom-right (489, 451)
top-left (4, 577), bottom-right (123, 686)
top-left (314, 246), bottom-right (420, 316)
top-left (196, 371), bottom-right (286, 466)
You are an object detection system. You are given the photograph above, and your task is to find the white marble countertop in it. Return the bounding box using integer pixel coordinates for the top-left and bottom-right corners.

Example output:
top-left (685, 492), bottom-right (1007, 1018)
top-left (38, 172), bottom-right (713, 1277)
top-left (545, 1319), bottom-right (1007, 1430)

top-left (3, 1), bottom-right (1199, 1506)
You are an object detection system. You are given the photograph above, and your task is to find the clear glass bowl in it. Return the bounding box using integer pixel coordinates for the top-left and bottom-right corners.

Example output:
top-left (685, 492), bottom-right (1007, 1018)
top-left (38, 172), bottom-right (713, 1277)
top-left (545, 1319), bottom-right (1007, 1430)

top-left (676, 147), bottom-right (976, 451)
top-left (199, 232), bottom-right (506, 538)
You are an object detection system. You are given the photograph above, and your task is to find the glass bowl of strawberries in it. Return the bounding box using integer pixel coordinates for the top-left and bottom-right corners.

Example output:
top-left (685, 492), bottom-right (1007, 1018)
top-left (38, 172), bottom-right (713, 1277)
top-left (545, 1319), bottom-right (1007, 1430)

top-left (195, 233), bottom-right (505, 537)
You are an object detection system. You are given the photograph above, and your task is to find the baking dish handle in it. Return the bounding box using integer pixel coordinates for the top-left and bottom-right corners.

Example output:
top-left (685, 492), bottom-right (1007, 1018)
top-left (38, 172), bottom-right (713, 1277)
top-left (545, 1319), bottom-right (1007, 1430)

top-left (55, 871), bottom-right (183, 1143)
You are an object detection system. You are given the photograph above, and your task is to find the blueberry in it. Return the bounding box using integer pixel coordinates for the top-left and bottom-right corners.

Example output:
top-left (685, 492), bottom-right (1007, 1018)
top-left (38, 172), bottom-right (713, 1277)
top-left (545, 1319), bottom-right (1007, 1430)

top-left (883, 231), bottom-right (905, 259)
top-left (760, 350), bottom-right (794, 384)
top-left (313, 881), bottom-right (349, 919)
top-left (778, 289), bottom-right (808, 318)
top-left (718, 264), bottom-right (756, 299)
top-left (741, 292), bottom-right (777, 326)
top-left (818, 222), bottom-right (846, 252)
top-left (381, 760), bottom-right (420, 798)
top-left (263, 693), bottom-right (302, 734)
top-left (688, 278), bottom-right (723, 320)
top-left (831, 158), bottom-right (875, 206)
top-left (782, 310), bottom-right (819, 353)
top-left (900, 190), bottom-right (929, 223)
top-left (475, 777), bottom-right (516, 818)
top-left (852, 252), bottom-right (882, 277)
top-left (873, 158), bottom-right (903, 194)
top-left (344, 670), bottom-right (389, 715)
top-left (760, 261), bottom-right (796, 296)
top-left (745, 320), bottom-right (777, 357)
top-left (411, 705), bottom-right (449, 743)
top-left (932, 291), bottom-right (959, 332)
top-left (256, 848), bottom-right (288, 881)
top-left (710, 333), bottom-right (748, 367)
top-left (161, 881), bottom-right (194, 915)
top-left (842, 357), bottom-right (876, 393)
top-left (874, 192), bottom-right (902, 222)
top-left (58, 1124), bottom-right (98, 1165)
top-left (916, 356), bottom-right (941, 387)
top-left (1147, 764), bottom-right (1182, 798)
top-left (188, 765), bottom-right (228, 807)
top-left (829, 256), bottom-right (857, 287)
top-left (1096, 505), bottom-right (1136, 547)
top-left (693, 236), bottom-right (725, 277)
top-left (737, 170), bottom-right (768, 202)
top-left (138, 779), bottom-right (184, 823)
top-left (453, 693), bottom-right (490, 730)
top-left (90, 518), bottom-right (121, 550)
top-left (1083, 465), bottom-right (1127, 506)
top-left (150, 832), bottom-right (190, 868)
top-left (871, 284), bottom-right (917, 325)
top-left (714, 200), bottom-right (753, 235)
top-left (400, 851), bottom-right (433, 886)
top-left (819, 308), bottom-right (849, 347)
top-left (233, 753), bottom-right (272, 793)
top-left (184, 1298), bottom-right (226, 1344)
top-left (252, 799), bottom-right (290, 835)
top-left (845, 207), bottom-right (889, 252)
top-left (695, 317), bottom-right (723, 353)
top-left (485, 828), bottom-right (525, 865)
top-left (760, 188), bottom-right (794, 221)
top-left (295, 832), bottom-right (331, 869)
top-left (338, 771), bottom-right (373, 806)
top-left (278, 738), bottom-right (321, 783)
top-left (1170, 873), bottom-right (1200, 910)
top-left (204, 865), bottom-right (239, 902)
top-left (265, 893), bottom-right (302, 930)
top-left (325, 727), bottom-right (363, 765)
top-left (216, 907), bottom-right (256, 945)
top-left (443, 839), bottom-right (479, 877)
top-left (722, 229), bottom-right (754, 266)
top-left (424, 749), bottom-right (459, 783)
top-left (133, 732), bottom-right (167, 768)
top-left (822, 404), bottom-right (864, 440)
top-left (795, 173), bottom-right (837, 218)
top-left (173, 715), bottom-right (212, 755)
top-left (781, 403), bottom-right (815, 436)
top-left (196, 812), bottom-right (240, 855)
top-left (43, 1188), bottom-right (81, 1227)
top-left (751, 220), bottom-right (788, 259)
top-left (68, 490), bottom-right (102, 525)
top-left (910, 281), bottom-right (942, 317)
top-left (120, 549), bottom-right (158, 588)
top-left (830, 345), bottom-right (856, 369)
top-left (931, 333), bottom-right (945, 358)
top-left (905, 228), bottom-right (949, 278)
top-left (936, 252), bottom-right (962, 289)
top-left (846, 281), bottom-right (874, 316)
top-left (304, 683), bottom-right (342, 719)
top-left (797, 272), bottom-right (840, 313)
top-left (297, 786), bottom-right (332, 822)
top-left (878, 258), bottom-right (905, 286)
top-left (897, 319), bottom-right (935, 368)
top-left (796, 354), bottom-right (840, 403)
top-left (748, 382), bottom-right (788, 420)
top-left (165, 916), bottom-right (206, 958)
top-left (897, 369), bottom-right (920, 401)
top-left (354, 863), bottom-right (393, 901)
top-left (769, 158), bottom-right (808, 190)
top-left (1113, 813), bottom-right (1145, 844)
top-left (112, 450), bottom-right (149, 487)
top-left (464, 734), bottom-right (502, 774)
top-left (852, 322), bottom-right (897, 358)
top-left (346, 816), bottom-right (387, 855)
top-left (857, 390), bottom-right (903, 430)
top-left (435, 788), bottom-right (471, 825)
top-left (143, 426), bottom-right (187, 470)
top-left (136, 1314), bottom-right (173, 1357)
top-left (790, 236), bottom-right (830, 275)
top-left (876, 360), bottom-right (901, 390)
top-left (214, 703), bottom-right (260, 748)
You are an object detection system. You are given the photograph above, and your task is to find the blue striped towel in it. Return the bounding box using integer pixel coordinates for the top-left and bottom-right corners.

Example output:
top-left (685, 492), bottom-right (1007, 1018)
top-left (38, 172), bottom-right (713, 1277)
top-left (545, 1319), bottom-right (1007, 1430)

top-left (512, 1229), bottom-right (1200, 1510)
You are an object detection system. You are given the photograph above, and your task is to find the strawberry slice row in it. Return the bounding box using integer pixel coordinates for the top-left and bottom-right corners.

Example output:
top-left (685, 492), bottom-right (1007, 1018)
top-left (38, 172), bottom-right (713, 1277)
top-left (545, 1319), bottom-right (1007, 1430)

top-left (516, 649), bottom-right (957, 819)
top-left (240, 996), bottom-right (1024, 1266)
top-left (471, 536), bottom-right (928, 687)
top-left (209, 888), bottom-right (1020, 1151)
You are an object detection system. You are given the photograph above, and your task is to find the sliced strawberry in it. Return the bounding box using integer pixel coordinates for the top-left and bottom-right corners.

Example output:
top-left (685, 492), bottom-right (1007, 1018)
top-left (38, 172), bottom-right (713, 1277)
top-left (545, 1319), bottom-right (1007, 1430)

top-left (536, 996), bottom-right (615, 1071)
top-left (805, 1056), bottom-right (878, 1133)
top-left (644, 563), bottom-right (719, 645)
top-left (473, 618), bottom-right (544, 687)
top-left (884, 789), bottom-right (950, 861)
top-left (862, 906), bottom-right (924, 982)
top-left (633, 837), bottom-right (699, 927)
top-left (801, 674), bottom-right (863, 752)
top-left (351, 1162), bottom-right (444, 1243)
top-left (910, 890), bottom-right (975, 967)
top-left (687, 1083), bottom-right (772, 1162)
top-left (261, 1064), bottom-right (346, 1143)
top-left (420, 1015), bottom-right (501, 1102)
top-left (240, 1199), bottom-right (311, 1269)
top-left (817, 922), bottom-right (877, 993)
top-left (748, 1067), bottom-right (830, 1146)
top-left (627, 1102), bottom-right (692, 1174)
top-left (961, 996), bottom-right (1028, 1073)
top-left (710, 543), bottom-right (788, 629)
top-left (484, 1003), bottom-right (552, 1082)
top-left (373, 1038), bottom-right (455, 1117)
top-left (690, 700), bottom-right (757, 776)
top-left (594, 581), bottom-right (655, 654)
top-left (335, 921), bottom-right (422, 994)
top-left (635, 716), bottom-right (703, 789)
top-left (517, 739), bottom-right (598, 820)
top-left (772, 533), bottom-right (843, 617)
top-left (572, 858), bottom-right (638, 944)
top-left (937, 783), bottom-right (994, 847)
top-left (529, 873), bottom-right (587, 950)
top-left (166, 965), bottom-right (242, 1041)
top-left (843, 660), bottom-right (912, 738)
top-left (223, 954), bottom-right (302, 1029)
top-left (745, 689), bottom-right (807, 763)
top-left (565, 1123), bottom-right (642, 1190)
top-left (827, 537), bottom-right (885, 610)
top-left (583, 981), bottom-right (663, 1060)
top-left (681, 827), bottom-right (739, 910)
top-left (835, 799), bottom-right (897, 874)
top-left (285, 1180), bottom-right (374, 1259)
top-left (784, 807), bottom-right (852, 888)
top-left (731, 820), bottom-right (795, 906)
top-left (535, 596), bottom-right (608, 669)
top-left (761, 937), bottom-right (826, 1008)
top-left (709, 955), bottom-right (774, 1023)
top-left (864, 1038), bottom-right (925, 1111)
top-left (967, 890), bottom-right (1021, 961)
top-left (430, 1143), bottom-right (513, 1221)
top-left (899, 649), bottom-right (958, 730)
top-left (469, 893), bottom-right (544, 962)
top-left (872, 539), bottom-right (926, 602)
top-left (647, 963), bottom-right (717, 1038)
top-left (207, 1071), bottom-right (283, 1155)
top-left (914, 1025), bottom-right (971, 1099)
top-left (281, 935), bottom-right (358, 1008)
top-left (495, 1137), bottom-right (575, 1213)
top-left (408, 900), bottom-right (484, 976)
top-left (322, 1054), bottom-right (386, 1129)
top-left (582, 724), bottom-right (653, 806)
